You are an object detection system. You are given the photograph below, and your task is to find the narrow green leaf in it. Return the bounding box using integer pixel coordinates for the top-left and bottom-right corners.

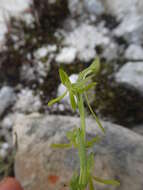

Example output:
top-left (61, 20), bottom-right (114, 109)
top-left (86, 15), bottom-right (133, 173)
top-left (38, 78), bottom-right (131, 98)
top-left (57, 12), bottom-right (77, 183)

top-left (51, 143), bottom-right (72, 148)
top-left (59, 69), bottom-right (71, 87)
top-left (48, 90), bottom-right (67, 106)
top-left (89, 57), bottom-right (100, 74)
top-left (84, 93), bottom-right (105, 133)
top-left (69, 91), bottom-right (77, 111)
top-left (78, 57), bottom-right (100, 81)
top-left (93, 176), bottom-right (120, 186)
top-left (78, 67), bottom-right (91, 81)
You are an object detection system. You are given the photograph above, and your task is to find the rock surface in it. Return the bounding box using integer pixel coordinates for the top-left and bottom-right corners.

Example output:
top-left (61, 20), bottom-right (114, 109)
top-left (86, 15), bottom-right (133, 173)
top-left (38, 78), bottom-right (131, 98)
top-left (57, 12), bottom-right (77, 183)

top-left (115, 62), bottom-right (143, 94)
top-left (61, 23), bottom-right (110, 62)
top-left (13, 89), bottom-right (42, 113)
top-left (0, 86), bottom-right (16, 117)
top-left (125, 44), bottom-right (143, 60)
top-left (132, 124), bottom-right (143, 136)
top-left (0, 0), bottom-right (30, 43)
top-left (14, 114), bottom-right (143, 190)
top-left (102, 0), bottom-right (143, 43)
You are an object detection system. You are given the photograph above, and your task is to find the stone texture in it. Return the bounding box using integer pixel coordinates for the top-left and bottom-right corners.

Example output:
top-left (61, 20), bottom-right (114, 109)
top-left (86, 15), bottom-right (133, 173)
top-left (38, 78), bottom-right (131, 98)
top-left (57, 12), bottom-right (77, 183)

top-left (101, 0), bottom-right (143, 43)
top-left (132, 124), bottom-right (143, 136)
top-left (13, 89), bottom-right (42, 113)
top-left (62, 23), bottom-right (110, 62)
top-left (0, 86), bottom-right (16, 117)
top-left (56, 47), bottom-right (77, 64)
top-left (125, 44), bottom-right (143, 60)
top-left (13, 114), bottom-right (143, 190)
top-left (115, 62), bottom-right (143, 94)
top-left (0, 0), bottom-right (30, 42)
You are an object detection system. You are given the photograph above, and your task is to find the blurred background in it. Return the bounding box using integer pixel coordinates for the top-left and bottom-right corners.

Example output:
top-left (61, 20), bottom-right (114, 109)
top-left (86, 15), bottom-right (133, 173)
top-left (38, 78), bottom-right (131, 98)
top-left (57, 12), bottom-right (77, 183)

top-left (0, 0), bottom-right (143, 188)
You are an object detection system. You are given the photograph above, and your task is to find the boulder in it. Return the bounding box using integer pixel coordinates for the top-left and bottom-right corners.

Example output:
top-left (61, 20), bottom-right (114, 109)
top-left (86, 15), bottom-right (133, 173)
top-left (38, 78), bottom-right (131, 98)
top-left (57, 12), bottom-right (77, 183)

top-left (13, 114), bottom-right (143, 190)
top-left (125, 44), bottom-right (143, 60)
top-left (0, 86), bottom-right (16, 117)
top-left (0, 0), bottom-right (30, 43)
top-left (13, 88), bottom-right (42, 114)
top-left (101, 0), bottom-right (143, 43)
top-left (132, 124), bottom-right (143, 136)
top-left (115, 62), bottom-right (143, 94)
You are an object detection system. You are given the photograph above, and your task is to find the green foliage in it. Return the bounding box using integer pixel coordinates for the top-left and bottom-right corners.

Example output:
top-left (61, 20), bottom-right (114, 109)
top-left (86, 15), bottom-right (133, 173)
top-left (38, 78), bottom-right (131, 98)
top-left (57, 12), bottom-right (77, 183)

top-left (48, 58), bottom-right (120, 189)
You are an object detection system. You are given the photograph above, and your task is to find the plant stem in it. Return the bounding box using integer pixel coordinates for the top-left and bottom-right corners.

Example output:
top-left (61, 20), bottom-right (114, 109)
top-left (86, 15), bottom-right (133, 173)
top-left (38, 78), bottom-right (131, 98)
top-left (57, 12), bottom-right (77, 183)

top-left (79, 94), bottom-right (86, 139)
top-left (78, 94), bottom-right (87, 189)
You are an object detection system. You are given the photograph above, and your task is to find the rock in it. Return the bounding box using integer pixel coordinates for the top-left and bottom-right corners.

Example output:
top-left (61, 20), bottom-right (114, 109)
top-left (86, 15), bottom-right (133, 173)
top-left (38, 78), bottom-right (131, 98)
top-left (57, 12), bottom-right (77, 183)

top-left (20, 64), bottom-right (37, 83)
top-left (115, 62), bottom-right (143, 94)
top-left (0, 0), bottom-right (30, 43)
top-left (1, 113), bottom-right (16, 130)
top-left (83, 0), bottom-right (104, 15)
top-left (14, 114), bottom-right (143, 190)
top-left (34, 47), bottom-right (49, 59)
top-left (68, 0), bottom-right (104, 17)
top-left (102, 42), bottom-right (119, 61)
top-left (0, 148), bottom-right (7, 158)
top-left (101, 0), bottom-right (143, 43)
top-left (34, 45), bottom-right (57, 60)
top-left (125, 44), bottom-right (143, 60)
top-left (62, 23), bottom-right (110, 62)
top-left (56, 47), bottom-right (77, 64)
top-left (0, 126), bottom-right (12, 145)
top-left (132, 124), bottom-right (143, 136)
top-left (0, 142), bottom-right (10, 158)
top-left (20, 61), bottom-right (49, 84)
top-left (13, 89), bottom-right (42, 113)
top-left (113, 14), bottom-right (143, 43)
top-left (0, 86), bottom-right (16, 117)
top-left (68, 0), bottom-right (84, 17)
top-left (102, 0), bottom-right (140, 20)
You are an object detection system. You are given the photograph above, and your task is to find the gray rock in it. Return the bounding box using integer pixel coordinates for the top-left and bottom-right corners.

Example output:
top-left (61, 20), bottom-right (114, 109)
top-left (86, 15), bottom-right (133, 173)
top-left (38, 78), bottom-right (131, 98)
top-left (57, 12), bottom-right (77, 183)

top-left (20, 64), bottom-right (36, 83)
top-left (113, 14), bottom-right (143, 43)
top-left (1, 113), bottom-right (17, 129)
top-left (102, 42), bottom-right (119, 61)
top-left (68, 0), bottom-right (104, 16)
top-left (0, 86), bottom-right (16, 117)
top-left (132, 124), bottom-right (143, 136)
top-left (0, 0), bottom-right (30, 42)
top-left (55, 47), bottom-right (77, 64)
top-left (125, 44), bottom-right (143, 60)
top-left (115, 62), bottom-right (143, 93)
top-left (13, 88), bottom-right (42, 113)
top-left (62, 23), bottom-right (110, 62)
top-left (68, 0), bottom-right (84, 17)
top-left (20, 61), bottom-right (48, 84)
top-left (14, 114), bottom-right (143, 190)
top-left (83, 0), bottom-right (104, 15)
top-left (101, 0), bottom-right (143, 43)
top-left (102, 0), bottom-right (140, 20)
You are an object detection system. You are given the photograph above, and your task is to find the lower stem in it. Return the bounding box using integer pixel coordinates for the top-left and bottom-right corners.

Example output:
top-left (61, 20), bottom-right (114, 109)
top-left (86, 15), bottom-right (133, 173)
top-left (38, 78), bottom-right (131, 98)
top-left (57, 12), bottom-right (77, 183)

top-left (78, 94), bottom-right (87, 188)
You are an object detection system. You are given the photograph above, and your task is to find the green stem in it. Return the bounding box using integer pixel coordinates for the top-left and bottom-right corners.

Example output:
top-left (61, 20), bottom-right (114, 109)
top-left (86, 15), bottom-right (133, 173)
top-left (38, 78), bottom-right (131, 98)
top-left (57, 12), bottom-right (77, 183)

top-left (79, 94), bottom-right (86, 139)
top-left (78, 94), bottom-right (87, 188)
